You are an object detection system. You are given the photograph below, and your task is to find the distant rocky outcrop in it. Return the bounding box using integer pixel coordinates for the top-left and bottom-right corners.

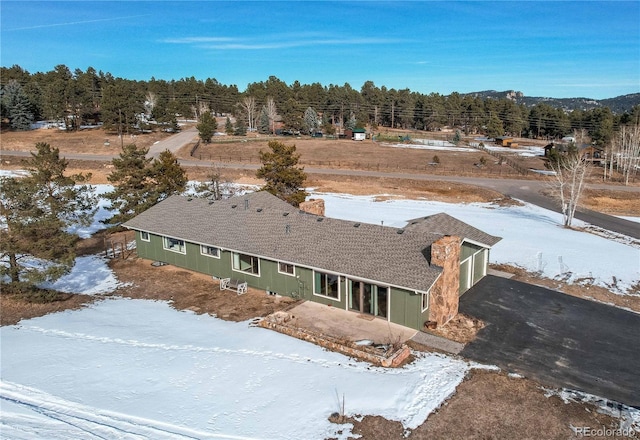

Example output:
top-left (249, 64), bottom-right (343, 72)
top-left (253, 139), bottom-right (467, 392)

top-left (461, 90), bottom-right (640, 114)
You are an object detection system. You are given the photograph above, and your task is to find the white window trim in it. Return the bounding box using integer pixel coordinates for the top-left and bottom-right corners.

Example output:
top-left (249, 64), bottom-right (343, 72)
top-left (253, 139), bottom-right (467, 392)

top-left (163, 236), bottom-right (186, 254)
top-left (277, 262), bottom-right (296, 277)
top-left (421, 291), bottom-right (430, 312)
top-left (231, 252), bottom-right (261, 277)
top-left (312, 271), bottom-right (341, 302)
top-left (200, 244), bottom-right (221, 259)
top-left (460, 256), bottom-right (473, 291)
top-left (140, 231), bottom-right (150, 242)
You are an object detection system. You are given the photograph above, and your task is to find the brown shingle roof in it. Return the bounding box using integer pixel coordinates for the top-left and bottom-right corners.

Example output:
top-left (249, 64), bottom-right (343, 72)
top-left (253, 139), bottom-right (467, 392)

top-left (124, 192), bottom-right (497, 292)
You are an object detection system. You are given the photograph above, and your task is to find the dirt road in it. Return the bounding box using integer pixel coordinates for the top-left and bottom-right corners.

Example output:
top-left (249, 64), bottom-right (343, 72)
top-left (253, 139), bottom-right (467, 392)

top-left (146, 127), bottom-right (198, 158)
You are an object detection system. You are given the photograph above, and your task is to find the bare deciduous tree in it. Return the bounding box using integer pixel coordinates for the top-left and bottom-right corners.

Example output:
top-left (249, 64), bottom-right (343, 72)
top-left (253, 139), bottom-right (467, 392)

top-left (613, 124), bottom-right (640, 186)
top-left (193, 165), bottom-right (237, 200)
top-left (239, 96), bottom-right (256, 132)
top-left (548, 153), bottom-right (591, 227)
top-left (143, 91), bottom-right (157, 117)
top-left (192, 101), bottom-right (210, 121)
top-left (266, 97), bottom-right (277, 135)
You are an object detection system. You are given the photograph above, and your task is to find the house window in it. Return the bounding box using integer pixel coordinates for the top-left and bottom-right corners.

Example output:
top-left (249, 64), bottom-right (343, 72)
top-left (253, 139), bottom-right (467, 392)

top-left (314, 271), bottom-right (340, 300)
top-left (163, 237), bottom-right (185, 254)
top-left (232, 252), bottom-right (260, 276)
top-left (140, 231), bottom-right (150, 242)
top-left (200, 245), bottom-right (220, 258)
top-left (278, 262), bottom-right (295, 276)
top-left (422, 292), bottom-right (430, 312)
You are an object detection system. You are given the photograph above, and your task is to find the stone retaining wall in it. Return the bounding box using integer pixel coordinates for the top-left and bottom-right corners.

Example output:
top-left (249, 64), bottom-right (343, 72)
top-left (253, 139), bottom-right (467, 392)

top-left (257, 314), bottom-right (410, 368)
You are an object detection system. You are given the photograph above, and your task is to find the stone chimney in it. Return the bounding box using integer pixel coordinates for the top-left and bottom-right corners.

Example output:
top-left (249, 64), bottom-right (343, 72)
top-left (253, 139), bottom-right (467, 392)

top-left (429, 235), bottom-right (461, 327)
top-left (299, 198), bottom-right (325, 216)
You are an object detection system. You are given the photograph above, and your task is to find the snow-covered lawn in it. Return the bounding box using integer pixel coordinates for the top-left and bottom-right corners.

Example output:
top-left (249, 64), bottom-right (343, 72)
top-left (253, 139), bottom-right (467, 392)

top-left (384, 139), bottom-right (545, 158)
top-left (317, 192), bottom-right (640, 296)
top-left (0, 298), bottom-right (469, 439)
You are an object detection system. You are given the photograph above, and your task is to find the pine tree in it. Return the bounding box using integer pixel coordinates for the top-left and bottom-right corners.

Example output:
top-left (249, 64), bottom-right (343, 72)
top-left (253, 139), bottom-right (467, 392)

top-left (104, 144), bottom-right (155, 225)
top-left (101, 78), bottom-right (144, 136)
top-left (256, 140), bottom-right (307, 206)
top-left (2, 80), bottom-right (34, 131)
top-left (225, 116), bottom-right (234, 135)
top-left (0, 143), bottom-right (96, 291)
top-left (197, 111), bottom-right (216, 143)
top-left (234, 119), bottom-right (247, 136)
top-left (303, 107), bottom-right (319, 135)
top-left (150, 150), bottom-right (188, 201)
top-left (258, 106), bottom-right (270, 134)
top-left (105, 146), bottom-right (187, 224)
top-left (485, 114), bottom-right (504, 139)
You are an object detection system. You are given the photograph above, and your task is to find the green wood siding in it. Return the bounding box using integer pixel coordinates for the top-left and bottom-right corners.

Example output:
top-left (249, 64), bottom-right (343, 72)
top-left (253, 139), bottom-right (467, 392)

top-left (133, 232), bottom-right (426, 330)
top-left (459, 258), bottom-right (472, 295)
top-left (460, 241), bottom-right (490, 296)
top-left (460, 242), bottom-right (484, 261)
top-left (473, 249), bottom-right (487, 284)
top-left (389, 287), bottom-right (427, 331)
top-left (135, 232), bottom-right (316, 299)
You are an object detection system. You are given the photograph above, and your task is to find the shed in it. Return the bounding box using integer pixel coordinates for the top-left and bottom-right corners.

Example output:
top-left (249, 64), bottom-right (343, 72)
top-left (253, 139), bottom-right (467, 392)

top-left (352, 128), bottom-right (366, 141)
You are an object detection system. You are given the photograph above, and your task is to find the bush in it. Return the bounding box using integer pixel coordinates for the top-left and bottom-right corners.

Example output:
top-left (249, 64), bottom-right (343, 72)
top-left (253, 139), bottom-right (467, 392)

top-left (1, 282), bottom-right (65, 303)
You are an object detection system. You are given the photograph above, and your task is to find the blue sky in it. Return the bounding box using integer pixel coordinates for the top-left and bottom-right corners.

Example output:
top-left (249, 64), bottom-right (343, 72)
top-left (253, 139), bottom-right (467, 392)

top-left (1, 1), bottom-right (639, 99)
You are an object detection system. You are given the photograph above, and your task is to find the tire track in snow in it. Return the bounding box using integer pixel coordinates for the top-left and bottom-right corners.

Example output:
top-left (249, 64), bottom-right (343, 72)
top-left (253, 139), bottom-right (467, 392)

top-left (0, 381), bottom-right (265, 440)
top-left (18, 325), bottom-right (388, 372)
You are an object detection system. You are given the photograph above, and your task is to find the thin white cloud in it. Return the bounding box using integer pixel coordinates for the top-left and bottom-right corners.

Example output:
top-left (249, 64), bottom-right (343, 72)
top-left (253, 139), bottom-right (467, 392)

top-left (5, 15), bottom-right (151, 31)
top-left (161, 37), bottom-right (236, 44)
top-left (163, 35), bottom-right (407, 50)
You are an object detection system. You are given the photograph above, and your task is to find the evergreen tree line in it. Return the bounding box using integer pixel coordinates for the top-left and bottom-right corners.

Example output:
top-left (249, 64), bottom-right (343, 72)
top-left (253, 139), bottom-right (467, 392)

top-left (2, 64), bottom-right (639, 148)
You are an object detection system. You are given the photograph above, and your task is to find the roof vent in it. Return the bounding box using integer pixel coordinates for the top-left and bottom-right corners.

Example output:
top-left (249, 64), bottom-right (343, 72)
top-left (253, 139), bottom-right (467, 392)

top-left (208, 201), bottom-right (214, 205)
top-left (187, 197), bottom-right (193, 201)
top-left (244, 199), bottom-right (249, 210)
top-left (285, 224), bottom-right (291, 234)
top-left (231, 204), bottom-right (237, 209)
top-left (353, 223), bottom-right (360, 228)
top-left (317, 217), bottom-right (324, 222)
top-left (257, 208), bottom-right (263, 212)
top-left (282, 212), bottom-right (289, 217)
top-left (397, 229), bottom-right (404, 234)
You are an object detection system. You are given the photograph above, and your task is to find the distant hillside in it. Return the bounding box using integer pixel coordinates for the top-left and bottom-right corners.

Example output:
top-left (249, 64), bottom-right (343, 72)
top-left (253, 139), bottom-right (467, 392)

top-left (462, 90), bottom-right (640, 114)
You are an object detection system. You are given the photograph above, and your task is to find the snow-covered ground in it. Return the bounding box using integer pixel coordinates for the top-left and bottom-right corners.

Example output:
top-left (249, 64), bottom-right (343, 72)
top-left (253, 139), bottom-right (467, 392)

top-left (2, 172), bottom-right (639, 438)
top-left (317, 192), bottom-right (640, 296)
top-left (384, 139), bottom-right (545, 158)
top-left (1, 298), bottom-right (469, 439)
top-left (382, 140), bottom-right (476, 152)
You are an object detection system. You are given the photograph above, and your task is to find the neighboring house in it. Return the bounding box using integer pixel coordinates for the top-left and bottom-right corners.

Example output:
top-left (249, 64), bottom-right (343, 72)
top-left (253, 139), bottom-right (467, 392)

top-left (344, 128), bottom-right (366, 141)
top-left (495, 137), bottom-right (518, 148)
top-left (123, 192), bottom-right (500, 330)
top-left (352, 128), bottom-right (366, 141)
top-left (580, 145), bottom-right (604, 164)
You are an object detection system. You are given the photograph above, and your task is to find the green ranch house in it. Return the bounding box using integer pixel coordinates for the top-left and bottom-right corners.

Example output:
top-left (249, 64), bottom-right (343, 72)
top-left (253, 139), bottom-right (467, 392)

top-left (123, 191), bottom-right (500, 330)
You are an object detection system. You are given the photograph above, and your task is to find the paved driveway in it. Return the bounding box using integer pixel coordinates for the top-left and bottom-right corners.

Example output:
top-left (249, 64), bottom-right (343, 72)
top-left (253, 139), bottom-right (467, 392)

top-left (459, 276), bottom-right (640, 408)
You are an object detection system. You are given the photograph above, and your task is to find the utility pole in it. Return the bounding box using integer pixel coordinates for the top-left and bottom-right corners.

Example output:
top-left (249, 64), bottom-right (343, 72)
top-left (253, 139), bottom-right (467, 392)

top-left (118, 108), bottom-right (123, 148)
top-left (391, 102), bottom-right (395, 129)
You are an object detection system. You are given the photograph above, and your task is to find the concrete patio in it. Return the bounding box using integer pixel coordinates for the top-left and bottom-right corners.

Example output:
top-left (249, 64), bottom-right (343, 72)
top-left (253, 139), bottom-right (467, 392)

top-left (282, 301), bottom-right (466, 355)
top-left (286, 301), bottom-right (417, 345)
